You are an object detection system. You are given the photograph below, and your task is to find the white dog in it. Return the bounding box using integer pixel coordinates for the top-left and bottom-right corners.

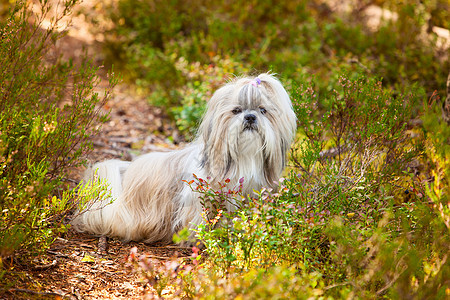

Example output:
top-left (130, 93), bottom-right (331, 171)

top-left (71, 73), bottom-right (297, 243)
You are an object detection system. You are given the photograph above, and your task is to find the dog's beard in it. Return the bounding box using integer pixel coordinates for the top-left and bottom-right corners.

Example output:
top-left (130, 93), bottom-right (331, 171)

top-left (199, 77), bottom-right (296, 190)
top-left (236, 129), bottom-right (265, 190)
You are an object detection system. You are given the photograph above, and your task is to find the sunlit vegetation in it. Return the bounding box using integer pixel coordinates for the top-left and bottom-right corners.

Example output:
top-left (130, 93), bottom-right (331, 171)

top-left (1, 0), bottom-right (449, 298)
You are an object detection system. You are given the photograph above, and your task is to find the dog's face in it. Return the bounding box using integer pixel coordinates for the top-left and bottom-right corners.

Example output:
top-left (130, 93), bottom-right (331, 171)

top-left (231, 82), bottom-right (273, 133)
top-left (198, 73), bottom-right (297, 188)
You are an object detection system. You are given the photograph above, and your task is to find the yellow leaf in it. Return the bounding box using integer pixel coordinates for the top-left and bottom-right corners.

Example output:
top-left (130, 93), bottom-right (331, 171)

top-left (81, 253), bottom-right (95, 263)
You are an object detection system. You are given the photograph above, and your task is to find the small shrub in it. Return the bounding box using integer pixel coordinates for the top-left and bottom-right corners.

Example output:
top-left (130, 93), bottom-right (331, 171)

top-left (292, 76), bottom-right (422, 217)
top-left (0, 0), bottom-right (116, 267)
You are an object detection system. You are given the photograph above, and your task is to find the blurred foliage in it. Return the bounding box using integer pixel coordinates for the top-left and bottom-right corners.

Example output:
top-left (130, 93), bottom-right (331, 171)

top-left (0, 0), bottom-right (10, 18)
top-left (0, 0), bottom-right (116, 281)
top-left (99, 0), bottom-right (449, 137)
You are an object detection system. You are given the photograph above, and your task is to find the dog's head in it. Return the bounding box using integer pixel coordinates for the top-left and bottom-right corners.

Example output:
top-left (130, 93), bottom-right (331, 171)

top-left (198, 73), bottom-right (297, 188)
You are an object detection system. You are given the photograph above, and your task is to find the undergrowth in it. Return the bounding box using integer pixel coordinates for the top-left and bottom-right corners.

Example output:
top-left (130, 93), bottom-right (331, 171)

top-left (96, 0), bottom-right (449, 138)
top-left (0, 0), bottom-right (116, 284)
top-left (128, 74), bottom-right (450, 298)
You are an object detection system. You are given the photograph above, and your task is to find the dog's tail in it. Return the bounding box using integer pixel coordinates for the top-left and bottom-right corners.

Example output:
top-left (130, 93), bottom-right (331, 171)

top-left (71, 160), bottom-right (131, 237)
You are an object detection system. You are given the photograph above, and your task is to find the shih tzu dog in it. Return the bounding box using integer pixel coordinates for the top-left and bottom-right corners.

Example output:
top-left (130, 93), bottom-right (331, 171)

top-left (71, 73), bottom-right (297, 243)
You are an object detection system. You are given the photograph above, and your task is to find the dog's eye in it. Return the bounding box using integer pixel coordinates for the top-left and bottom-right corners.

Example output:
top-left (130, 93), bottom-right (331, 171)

top-left (259, 107), bottom-right (267, 114)
top-left (232, 107), bottom-right (242, 115)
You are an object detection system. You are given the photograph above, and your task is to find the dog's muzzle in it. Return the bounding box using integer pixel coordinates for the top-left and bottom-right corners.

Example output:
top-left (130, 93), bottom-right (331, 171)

top-left (243, 113), bottom-right (258, 131)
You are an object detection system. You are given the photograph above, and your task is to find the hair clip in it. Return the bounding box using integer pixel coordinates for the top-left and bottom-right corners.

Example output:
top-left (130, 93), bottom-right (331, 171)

top-left (250, 77), bottom-right (262, 87)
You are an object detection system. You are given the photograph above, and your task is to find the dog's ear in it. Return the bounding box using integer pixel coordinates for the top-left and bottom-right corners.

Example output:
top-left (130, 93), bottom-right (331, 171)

top-left (197, 83), bottom-right (232, 142)
top-left (257, 73), bottom-right (297, 184)
top-left (258, 73), bottom-right (297, 135)
top-left (197, 83), bottom-right (236, 180)
top-left (263, 132), bottom-right (291, 185)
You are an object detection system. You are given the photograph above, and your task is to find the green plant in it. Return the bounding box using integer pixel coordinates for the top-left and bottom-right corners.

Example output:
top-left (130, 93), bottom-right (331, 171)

top-left (100, 0), bottom-right (448, 133)
top-left (291, 73), bottom-right (422, 213)
top-left (0, 0), bottom-right (116, 267)
top-left (108, 0), bottom-right (450, 290)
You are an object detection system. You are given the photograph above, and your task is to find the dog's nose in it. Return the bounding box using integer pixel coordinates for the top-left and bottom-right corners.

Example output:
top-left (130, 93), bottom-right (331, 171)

top-left (244, 114), bottom-right (257, 123)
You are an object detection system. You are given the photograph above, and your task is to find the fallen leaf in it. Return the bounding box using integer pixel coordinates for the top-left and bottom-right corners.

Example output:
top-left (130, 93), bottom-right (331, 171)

top-left (81, 253), bottom-right (96, 263)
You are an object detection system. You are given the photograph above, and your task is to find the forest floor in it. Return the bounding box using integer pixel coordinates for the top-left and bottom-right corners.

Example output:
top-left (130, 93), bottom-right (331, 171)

top-left (5, 1), bottom-right (189, 299)
top-left (8, 234), bottom-right (192, 299)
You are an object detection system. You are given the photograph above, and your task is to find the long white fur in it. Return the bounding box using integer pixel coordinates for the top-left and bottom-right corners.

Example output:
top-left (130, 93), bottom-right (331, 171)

top-left (71, 73), bottom-right (297, 243)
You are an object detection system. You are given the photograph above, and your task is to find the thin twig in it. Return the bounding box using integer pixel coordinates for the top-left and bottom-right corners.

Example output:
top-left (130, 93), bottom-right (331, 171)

top-left (97, 236), bottom-right (108, 254)
top-left (33, 259), bottom-right (58, 270)
top-left (143, 254), bottom-right (178, 260)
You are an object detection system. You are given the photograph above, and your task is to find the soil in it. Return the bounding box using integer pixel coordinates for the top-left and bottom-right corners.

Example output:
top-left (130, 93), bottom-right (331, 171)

top-left (6, 234), bottom-right (192, 299)
top-left (2, 1), bottom-right (190, 299)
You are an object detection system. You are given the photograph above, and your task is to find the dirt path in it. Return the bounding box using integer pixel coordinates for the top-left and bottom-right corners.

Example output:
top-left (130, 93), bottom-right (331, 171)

top-left (8, 233), bottom-right (191, 299)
